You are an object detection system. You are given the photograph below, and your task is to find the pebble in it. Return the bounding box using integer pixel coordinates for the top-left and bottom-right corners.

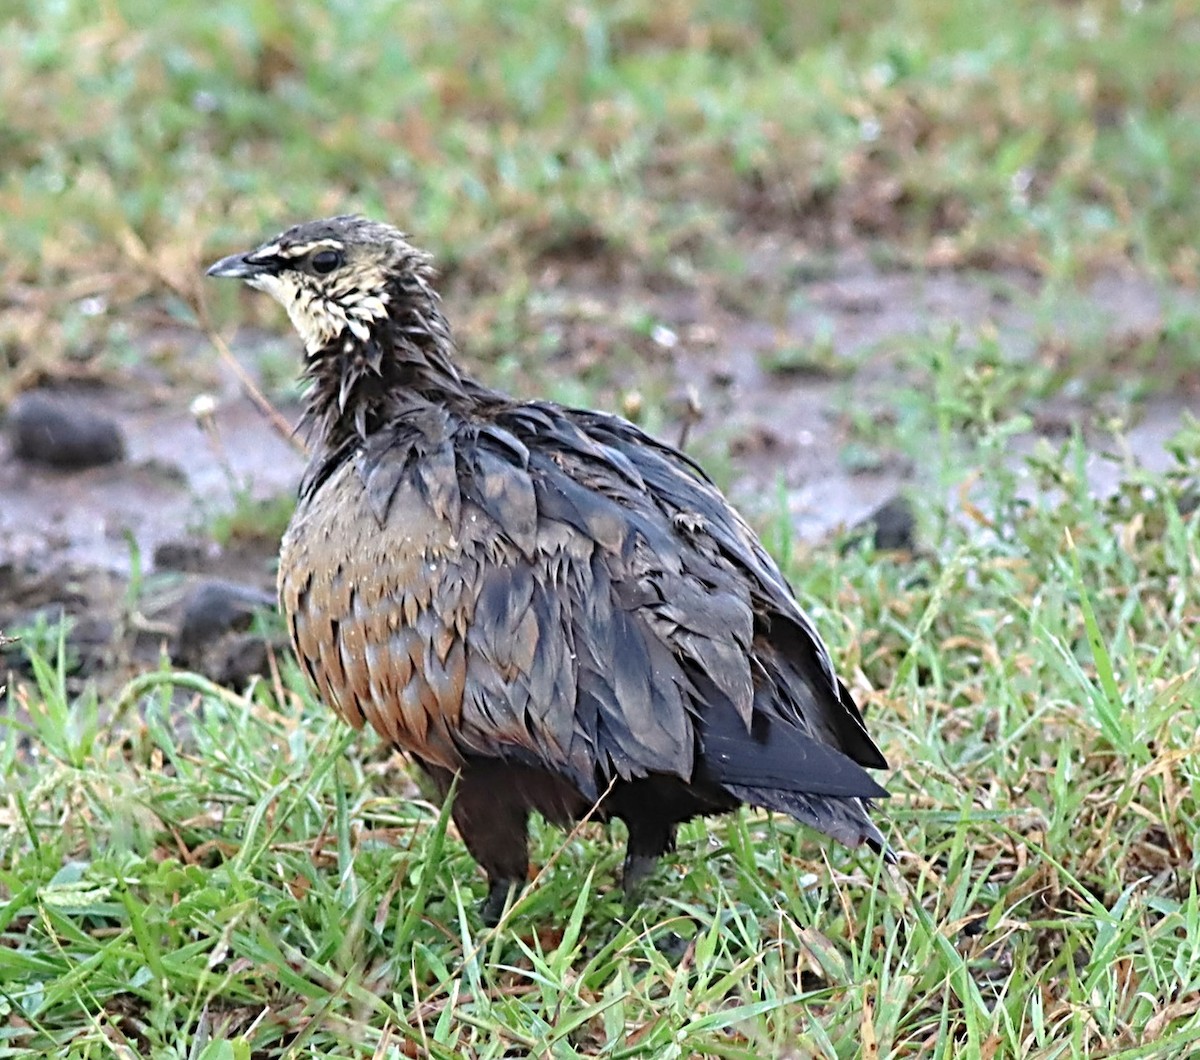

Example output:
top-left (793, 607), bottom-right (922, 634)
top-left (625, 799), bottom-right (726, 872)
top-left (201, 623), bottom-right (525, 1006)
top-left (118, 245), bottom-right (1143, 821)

top-left (8, 392), bottom-right (126, 469)
top-left (842, 494), bottom-right (917, 553)
top-left (175, 579), bottom-right (276, 661)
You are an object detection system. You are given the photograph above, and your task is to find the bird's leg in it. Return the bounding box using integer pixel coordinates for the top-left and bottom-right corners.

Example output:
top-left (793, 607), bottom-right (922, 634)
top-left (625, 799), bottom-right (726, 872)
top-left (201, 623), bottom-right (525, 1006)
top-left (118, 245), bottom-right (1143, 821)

top-left (448, 764), bottom-right (531, 926)
top-left (480, 876), bottom-right (522, 926)
top-left (622, 853), bottom-right (659, 895)
top-left (620, 815), bottom-right (691, 960)
top-left (621, 817), bottom-right (676, 900)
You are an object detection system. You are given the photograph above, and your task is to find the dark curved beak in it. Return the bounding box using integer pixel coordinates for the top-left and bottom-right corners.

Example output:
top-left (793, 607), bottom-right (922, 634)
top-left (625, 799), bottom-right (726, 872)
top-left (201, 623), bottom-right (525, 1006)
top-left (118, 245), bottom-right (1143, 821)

top-left (206, 252), bottom-right (264, 280)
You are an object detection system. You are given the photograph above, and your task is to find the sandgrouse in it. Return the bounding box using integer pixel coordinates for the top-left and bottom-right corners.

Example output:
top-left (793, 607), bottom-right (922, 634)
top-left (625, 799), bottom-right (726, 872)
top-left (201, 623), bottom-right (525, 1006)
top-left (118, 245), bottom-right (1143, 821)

top-left (207, 215), bottom-right (890, 923)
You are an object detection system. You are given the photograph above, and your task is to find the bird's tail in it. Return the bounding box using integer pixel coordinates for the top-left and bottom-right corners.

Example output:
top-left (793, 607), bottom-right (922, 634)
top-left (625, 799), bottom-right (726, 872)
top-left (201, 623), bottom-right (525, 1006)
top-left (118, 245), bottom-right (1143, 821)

top-left (724, 784), bottom-right (896, 863)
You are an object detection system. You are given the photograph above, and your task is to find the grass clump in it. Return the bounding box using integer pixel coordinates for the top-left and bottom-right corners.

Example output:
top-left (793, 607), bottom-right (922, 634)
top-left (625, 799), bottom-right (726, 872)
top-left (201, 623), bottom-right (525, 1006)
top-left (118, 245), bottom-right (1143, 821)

top-left (204, 490), bottom-right (297, 551)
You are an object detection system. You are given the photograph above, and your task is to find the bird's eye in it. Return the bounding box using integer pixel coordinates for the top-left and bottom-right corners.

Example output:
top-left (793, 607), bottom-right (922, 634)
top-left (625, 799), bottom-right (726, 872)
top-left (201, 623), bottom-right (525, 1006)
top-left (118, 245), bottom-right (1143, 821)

top-left (311, 249), bottom-right (343, 274)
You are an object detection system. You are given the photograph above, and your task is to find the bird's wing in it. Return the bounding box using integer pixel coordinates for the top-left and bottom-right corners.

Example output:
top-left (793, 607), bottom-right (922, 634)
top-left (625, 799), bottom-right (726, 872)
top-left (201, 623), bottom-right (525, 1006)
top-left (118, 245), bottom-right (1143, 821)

top-left (451, 410), bottom-right (701, 796)
top-left (562, 409), bottom-right (887, 771)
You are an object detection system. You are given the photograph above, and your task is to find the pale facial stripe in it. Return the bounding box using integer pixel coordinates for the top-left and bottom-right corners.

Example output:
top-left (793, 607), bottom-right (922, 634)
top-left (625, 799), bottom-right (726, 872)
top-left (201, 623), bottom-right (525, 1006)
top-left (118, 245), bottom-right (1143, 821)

top-left (248, 238), bottom-right (344, 264)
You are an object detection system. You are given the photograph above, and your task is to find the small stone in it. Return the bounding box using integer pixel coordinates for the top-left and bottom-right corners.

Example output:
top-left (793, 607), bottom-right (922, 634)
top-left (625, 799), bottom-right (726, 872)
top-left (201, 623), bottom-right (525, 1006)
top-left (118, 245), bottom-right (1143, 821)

top-left (841, 495), bottom-right (917, 553)
top-left (212, 633), bottom-right (275, 688)
top-left (153, 538), bottom-right (212, 572)
top-left (8, 392), bottom-right (126, 469)
top-left (176, 579), bottom-right (276, 663)
top-left (650, 324), bottom-right (678, 349)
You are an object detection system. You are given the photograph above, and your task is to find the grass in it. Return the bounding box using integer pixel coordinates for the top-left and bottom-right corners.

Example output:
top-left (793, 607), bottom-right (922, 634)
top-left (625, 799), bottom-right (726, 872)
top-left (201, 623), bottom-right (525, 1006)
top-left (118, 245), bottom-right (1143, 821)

top-left (203, 491), bottom-right (297, 552)
top-left (3, 0), bottom-right (1200, 370)
top-left (4, 0), bottom-right (1200, 1057)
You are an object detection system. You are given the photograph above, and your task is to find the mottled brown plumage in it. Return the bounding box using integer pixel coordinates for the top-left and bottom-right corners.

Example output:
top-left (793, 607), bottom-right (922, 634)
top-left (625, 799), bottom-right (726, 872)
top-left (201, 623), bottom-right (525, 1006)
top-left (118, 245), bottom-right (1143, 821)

top-left (207, 216), bottom-right (891, 922)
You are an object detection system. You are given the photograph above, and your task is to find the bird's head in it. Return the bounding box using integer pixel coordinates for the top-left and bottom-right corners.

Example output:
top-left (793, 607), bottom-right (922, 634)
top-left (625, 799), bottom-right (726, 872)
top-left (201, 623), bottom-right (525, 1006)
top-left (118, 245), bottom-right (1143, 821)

top-left (206, 215), bottom-right (437, 356)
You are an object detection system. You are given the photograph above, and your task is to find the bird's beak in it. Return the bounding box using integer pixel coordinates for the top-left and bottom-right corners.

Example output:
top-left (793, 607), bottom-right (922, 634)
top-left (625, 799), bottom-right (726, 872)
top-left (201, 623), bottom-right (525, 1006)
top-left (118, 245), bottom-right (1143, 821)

top-left (205, 252), bottom-right (266, 280)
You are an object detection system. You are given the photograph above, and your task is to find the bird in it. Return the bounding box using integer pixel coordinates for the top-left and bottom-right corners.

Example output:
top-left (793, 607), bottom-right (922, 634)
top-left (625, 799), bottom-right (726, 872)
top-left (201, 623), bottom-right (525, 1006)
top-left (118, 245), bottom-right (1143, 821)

top-left (207, 215), bottom-right (891, 923)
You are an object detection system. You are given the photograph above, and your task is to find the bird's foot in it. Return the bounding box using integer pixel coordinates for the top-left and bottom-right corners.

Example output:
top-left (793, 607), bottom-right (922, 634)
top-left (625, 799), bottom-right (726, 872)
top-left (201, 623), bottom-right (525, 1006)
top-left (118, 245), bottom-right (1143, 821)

top-left (654, 931), bottom-right (692, 965)
top-left (480, 877), bottom-right (520, 926)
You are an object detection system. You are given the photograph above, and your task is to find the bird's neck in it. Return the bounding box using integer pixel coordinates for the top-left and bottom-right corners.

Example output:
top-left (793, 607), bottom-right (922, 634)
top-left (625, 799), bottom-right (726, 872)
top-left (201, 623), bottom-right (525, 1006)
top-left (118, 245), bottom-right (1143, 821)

top-left (298, 290), bottom-right (489, 455)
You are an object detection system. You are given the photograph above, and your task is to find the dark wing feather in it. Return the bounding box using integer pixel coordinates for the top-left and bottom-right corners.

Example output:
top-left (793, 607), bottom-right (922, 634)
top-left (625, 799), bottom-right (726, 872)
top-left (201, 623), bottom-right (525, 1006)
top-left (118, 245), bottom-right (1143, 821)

top-left (506, 402), bottom-right (887, 798)
top-left (696, 688), bottom-right (888, 798)
top-left (564, 408), bottom-right (888, 772)
top-left (445, 416), bottom-right (698, 795)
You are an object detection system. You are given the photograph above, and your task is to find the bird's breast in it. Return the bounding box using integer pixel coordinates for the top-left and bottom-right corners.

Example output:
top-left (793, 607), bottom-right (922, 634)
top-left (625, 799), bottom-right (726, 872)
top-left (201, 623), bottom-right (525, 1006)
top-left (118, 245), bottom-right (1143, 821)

top-left (278, 457), bottom-right (471, 768)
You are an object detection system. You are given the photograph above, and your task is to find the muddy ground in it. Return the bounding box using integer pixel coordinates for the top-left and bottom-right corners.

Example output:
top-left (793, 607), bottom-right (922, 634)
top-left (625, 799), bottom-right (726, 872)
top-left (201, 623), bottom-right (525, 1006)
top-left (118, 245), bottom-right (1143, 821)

top-left (2, 252), bottom-right (1197, 697)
